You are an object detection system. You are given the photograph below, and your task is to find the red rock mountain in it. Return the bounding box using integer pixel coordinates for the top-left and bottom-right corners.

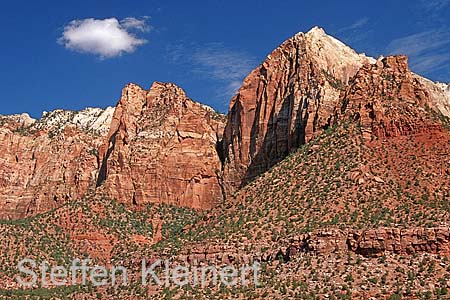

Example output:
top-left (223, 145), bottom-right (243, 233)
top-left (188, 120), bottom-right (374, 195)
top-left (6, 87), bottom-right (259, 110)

top-left (221, 27), bottom-right (450, 193)
top-left (0, 83), bottom-right (225, 219)
top-left (221, 27), bottom-right (375, 192)
top-left (96, 82), bottom-right (225, 209)
top-left (0, 27), bottom-right (449, 220)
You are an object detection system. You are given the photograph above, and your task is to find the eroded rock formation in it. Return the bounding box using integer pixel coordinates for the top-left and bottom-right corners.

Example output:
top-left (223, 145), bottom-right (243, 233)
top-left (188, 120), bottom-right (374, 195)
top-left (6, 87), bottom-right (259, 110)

top-left (0, 110), bottom-right (111, 219)
top-left (97, 82), bottom-right (226, 209)
top-left (0, 82), bottom-right (225, 219)
top-left (336, 55), bottom-right (444, 139)
top-left (221, 27), bottom-right (375, 192)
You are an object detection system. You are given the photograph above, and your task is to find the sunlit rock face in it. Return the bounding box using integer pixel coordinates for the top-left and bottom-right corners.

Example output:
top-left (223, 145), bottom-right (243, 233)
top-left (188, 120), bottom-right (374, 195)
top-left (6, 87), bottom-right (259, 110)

top-left (221, 27), bottom-right (374, 192)
top-left (1, 26), bottom-right (449, 220)
top-left (0, 107), bottom-right (113, 220)
top-left (97, 82), bottom-right (226, 209)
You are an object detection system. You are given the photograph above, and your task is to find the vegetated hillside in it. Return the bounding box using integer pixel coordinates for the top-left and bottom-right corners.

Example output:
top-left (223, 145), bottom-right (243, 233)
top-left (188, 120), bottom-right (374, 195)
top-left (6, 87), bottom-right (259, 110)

top-left (4, 120), bottom-right (449, 300)
top-left (146, 54), bottom-right (450, 298)
top-left (182, 121), bottom-right (450, 244)
top-left (147, 120), bottom-right (450, 299)
top-left (1, 27), bottom-right (450, 300)
top-left (176, 54), bottom-right (450, 250)
top-left (0, 195), bottom-right (201, 299)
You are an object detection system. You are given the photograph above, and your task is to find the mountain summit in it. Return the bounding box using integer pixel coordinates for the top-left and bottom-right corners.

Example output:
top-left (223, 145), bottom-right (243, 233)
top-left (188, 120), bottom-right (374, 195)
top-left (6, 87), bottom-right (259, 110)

top-left (0, 27), bottom-right (449, 220)
top-left (221, 27), bottom-right (449, 193)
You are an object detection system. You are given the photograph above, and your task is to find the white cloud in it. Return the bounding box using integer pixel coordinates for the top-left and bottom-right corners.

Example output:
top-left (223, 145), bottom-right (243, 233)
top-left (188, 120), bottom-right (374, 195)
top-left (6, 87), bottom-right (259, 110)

top-left (58, 17), bottom-right (149, 59)
top-left (336, 17), bottom-right (370, 33)
top-left (386, 29), bottom-right (450, 74)
top-left (120, 17), bottom-right (151, 32)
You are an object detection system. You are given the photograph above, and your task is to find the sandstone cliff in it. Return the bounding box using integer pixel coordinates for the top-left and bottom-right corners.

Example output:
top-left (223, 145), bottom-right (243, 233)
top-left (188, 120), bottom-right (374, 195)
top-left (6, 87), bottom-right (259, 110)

top-left (96, 82), bottom-right (225, 209)
top-left (0, 109), bottom-right (112, 219)
top-left (221, 27), bottom-right (450, 194)
top-left (0, 82), bottom-right (225, 219)
top-left (335, 55), bottom-right (444, 139)
top-left (221, 27), bottom-right (375, 192)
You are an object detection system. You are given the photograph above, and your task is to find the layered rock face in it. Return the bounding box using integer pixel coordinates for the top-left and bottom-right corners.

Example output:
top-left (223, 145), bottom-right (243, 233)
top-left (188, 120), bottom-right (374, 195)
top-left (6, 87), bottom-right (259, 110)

top-left (221, 27), bottom-right (450, 193)
top-left (0, 82), bottom-right (225, 219)
top-left (151, 226), bottom-right (450, 268)
top-left (97, 82), bottom-right (225, 209)
top-left (336, 55), bottom-right (444, 138)
top-left (221, 27), bottom-right (375, 191)
top-left (0, 110), bottom-right (112, 219)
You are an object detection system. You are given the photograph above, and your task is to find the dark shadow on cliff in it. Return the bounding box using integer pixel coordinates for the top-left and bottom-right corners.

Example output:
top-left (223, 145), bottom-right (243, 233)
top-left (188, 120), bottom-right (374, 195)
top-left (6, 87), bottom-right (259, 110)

top-left (96, 133), bottom-right (117, 187)
top-left (240, 88), bottom-right (332, 188)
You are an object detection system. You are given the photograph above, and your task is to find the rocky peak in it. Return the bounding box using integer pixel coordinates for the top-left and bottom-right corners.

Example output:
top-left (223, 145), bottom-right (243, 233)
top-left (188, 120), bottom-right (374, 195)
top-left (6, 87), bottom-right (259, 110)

top-left (146, 81), bottom-right (188, 107)
top-left (336, 55), bottom-right (442, 138)
top-left (107, 83), bottom-right (147, 142)
top-left (302, 26), bottom-right (375, 84)
top-left (97, 82), bottom-right (226, 209)
top-left (0, 80), bottom-right (225, 219)
top-left (145, 82), bottom-right (218, 120)
top-left (221, 27), bottom-right (375, 192)
top-left (221, 28), bottom-right (450, 195)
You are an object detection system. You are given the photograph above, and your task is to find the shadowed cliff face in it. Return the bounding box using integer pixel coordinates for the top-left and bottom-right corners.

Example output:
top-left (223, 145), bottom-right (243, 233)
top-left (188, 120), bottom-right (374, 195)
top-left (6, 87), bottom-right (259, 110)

top-left (221, 27), bottom-right (374, 193)
top-left (97, 82), bottom-right (226, 209)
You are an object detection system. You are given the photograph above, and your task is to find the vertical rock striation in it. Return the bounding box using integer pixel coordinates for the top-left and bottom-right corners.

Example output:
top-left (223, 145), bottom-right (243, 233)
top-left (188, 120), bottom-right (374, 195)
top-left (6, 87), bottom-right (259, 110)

top-left (221, 27), bottom-right (374, 192)
top-left (0, 110), bottom-right (112, 219)
top-left (97, 82), bottom-right (226, 209)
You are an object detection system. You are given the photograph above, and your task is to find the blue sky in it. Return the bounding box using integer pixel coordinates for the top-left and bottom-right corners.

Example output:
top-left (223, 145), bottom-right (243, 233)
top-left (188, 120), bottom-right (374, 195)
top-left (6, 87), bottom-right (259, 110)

top-left (1, 0), bottom-right (449, 117)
